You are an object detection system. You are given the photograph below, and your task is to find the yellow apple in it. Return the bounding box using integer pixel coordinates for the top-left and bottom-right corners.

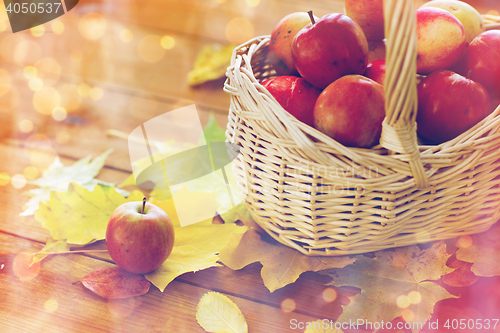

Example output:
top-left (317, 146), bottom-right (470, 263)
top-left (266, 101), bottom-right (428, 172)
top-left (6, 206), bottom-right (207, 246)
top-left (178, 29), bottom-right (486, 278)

top-left (420, 0), bottom-right (485, 44)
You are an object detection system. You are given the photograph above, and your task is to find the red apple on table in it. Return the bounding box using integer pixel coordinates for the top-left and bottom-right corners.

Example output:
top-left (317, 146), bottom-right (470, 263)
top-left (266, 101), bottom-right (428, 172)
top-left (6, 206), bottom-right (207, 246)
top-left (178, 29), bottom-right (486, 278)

top-left (106, 198), bottom-right (175, 274)
top-left (292, 12), bottom-right (369, 89)
top-left (262, 76), bottom-right (322, 127)
top-left (416, 7), bottom-right (466, 74)
top-left (364, 59), bottom-right (386, 85)
top-left (313, 75), bottom-right (385, 148)
top-left (344, 0), bottom-right (384, 41)
top-left (416, 70), bottom-right (491, 144)
top-left (269, 12), bottom-right (319, 74)
top-left (463, 30), bottom-right (500, 100)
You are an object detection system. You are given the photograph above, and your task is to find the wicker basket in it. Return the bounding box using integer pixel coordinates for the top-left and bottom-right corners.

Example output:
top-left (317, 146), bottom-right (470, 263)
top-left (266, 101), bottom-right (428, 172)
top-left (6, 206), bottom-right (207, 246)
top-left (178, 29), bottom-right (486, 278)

top-left (224, 0), bottom-right (500, 256)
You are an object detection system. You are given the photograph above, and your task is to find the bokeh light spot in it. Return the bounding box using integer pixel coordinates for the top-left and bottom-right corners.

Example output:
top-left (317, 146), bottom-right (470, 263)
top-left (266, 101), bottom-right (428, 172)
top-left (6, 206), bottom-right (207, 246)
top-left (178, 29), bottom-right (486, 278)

top-left (225, 17), bottom-right (254, 45)
top-left (23, 166), bottom-right (38, 180)
top-left (77, 83), bottom-right (91, 97)
top-left (246, 0), bottom-right (260, 7)
top-left (30, 25), bottom-right (45, 37)
top-left (56, 130), bottom-right (70, 144)
top-left (408, 291), bottom-right (421, 304)
top-left (0, 21), bottom-right (7, 33)
top-left (58, 83), bottom-right (81, 113)
top-left (79, 13), bottom-right (107, 41)
top-left (35, 58), bottom-right (62, 86)
top-left (120, 29), bottom-right (133, 43)
top-left (19, 119), bottom-right (34, 133)
top-left (137, 35), bottom-right (165, 63)
top-left (13, 253), bottom-right (40, 281)
top-left (486, 10), bottom-right (499, 17)
top-left (160, 35), bottom-right (175, 49)
top-left (14, 40), bottom-right (42, 65)
top-left (51, 21), bottom-right (65, 34)
top-left (33, 86), bottom-right (61, 115)
top-left (23, 66), bottom-right (38, 80)
top-left (24, 134), bottom-right (57, 169)
top-left (280, 298), bottom-right (296, 313)
top-left (11, 174), bottom-right (27, 189)
top-left (322, 287), bottom-right (338, 303)
top-left (456, 235), bottom-right (473, 249)
top-left (396, 295), bottom-right (410, 309)
top-left (401, 308), bottom-right (415, 322)
top-left (89, 87), bottom-right (103, 100)
top-left (44, 298), bottom-right (59, 313)
top-left (29, 78), bottom-right (43, 91)
top-left (0, 68), bottom-right (11, 96)
top-left (52, 106), bottom-right (67, 121)
top-left (0, 172), bottom-right (10, 186)
top-left (70, 50), bottom-right (83, 63)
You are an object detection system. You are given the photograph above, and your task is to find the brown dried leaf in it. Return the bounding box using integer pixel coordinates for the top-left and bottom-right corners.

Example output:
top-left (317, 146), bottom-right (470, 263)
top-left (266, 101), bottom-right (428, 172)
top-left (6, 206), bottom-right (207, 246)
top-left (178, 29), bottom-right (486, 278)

top-left (77, 267), bottom-right (151, 299)
top-left (442, 253), bottom-right (479, 287)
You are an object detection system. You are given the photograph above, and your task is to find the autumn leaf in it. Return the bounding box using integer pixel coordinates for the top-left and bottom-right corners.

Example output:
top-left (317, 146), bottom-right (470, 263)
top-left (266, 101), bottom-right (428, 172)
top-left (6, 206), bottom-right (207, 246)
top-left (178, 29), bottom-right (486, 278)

top-left (325, 242), bottom-right (457, 332)
top-left (144, 220), bottom-right (248, 292)
top-left (31, 238), bottom-right (70, 265)
top-left (76, 267), bottom-right (150, 299)
top-left (21, 149), bottom-right (128, 216)
top-left (442, 253), bottom-right (479, 287)
top-left (304, 320), bottom-right (344, 333)
top-left (455, 222), bottom-right (500, 277)
top-left (196, 292), bottom-right (248, 333)
top-left (187, 44), bottom-right (236, 86)
top-left (219, 228), bottom-right (356, 292)
top-left (34, 183), bottom-right (144, 245)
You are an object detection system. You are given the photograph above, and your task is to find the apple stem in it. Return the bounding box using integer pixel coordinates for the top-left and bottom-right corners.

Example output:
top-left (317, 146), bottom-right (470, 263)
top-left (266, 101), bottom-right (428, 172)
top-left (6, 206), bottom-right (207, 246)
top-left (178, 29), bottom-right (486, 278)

top-left (308, 10), bottom-right (315, 25)
top-left (142, 197), bottom-right (146, 214)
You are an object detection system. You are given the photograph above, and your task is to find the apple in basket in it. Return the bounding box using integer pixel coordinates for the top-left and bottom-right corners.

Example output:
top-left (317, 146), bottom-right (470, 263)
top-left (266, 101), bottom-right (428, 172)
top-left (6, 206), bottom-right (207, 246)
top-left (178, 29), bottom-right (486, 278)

top-left (106, 198), bottom-right (175, 274)
top-left (262, 76), bottom-right (322, 127)
top-left (313, 75), bottom-right (385, 148)
top-left (419, 0), bottom-right (485, 45)
top-left (292, 12), bottom-right (369, 89)
top-left (416, 70), bottom-right (491, 144)
top-left (269, 12), bottom-right (319, 74)
top-left (363, 59), bottom-right (386, 85)
top-left (344, 0), bottom-right (384, 41)
top-left (462, 30), bottom-right (500, 100)
top-left (416, 7), bottom-right (466, 74)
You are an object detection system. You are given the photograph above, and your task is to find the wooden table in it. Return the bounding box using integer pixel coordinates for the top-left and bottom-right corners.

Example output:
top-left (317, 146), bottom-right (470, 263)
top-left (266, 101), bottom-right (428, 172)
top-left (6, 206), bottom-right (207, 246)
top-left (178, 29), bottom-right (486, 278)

top-left (1, 1), bottom-right (500, 332)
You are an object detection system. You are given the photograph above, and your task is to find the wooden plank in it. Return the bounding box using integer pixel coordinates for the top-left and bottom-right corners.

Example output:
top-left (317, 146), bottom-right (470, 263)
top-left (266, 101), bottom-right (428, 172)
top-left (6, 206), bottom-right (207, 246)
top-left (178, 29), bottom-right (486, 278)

top-left (0, 232), bottom-right (322, 332)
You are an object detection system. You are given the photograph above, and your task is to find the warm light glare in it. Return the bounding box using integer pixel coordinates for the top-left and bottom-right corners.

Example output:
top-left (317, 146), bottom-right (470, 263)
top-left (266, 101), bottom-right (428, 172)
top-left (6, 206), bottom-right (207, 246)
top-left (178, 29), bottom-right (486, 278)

top-left (56, 130), bottom-right (70, 144)
top-left (14, 40), bottom-right (42, 65)
top-left (246, 0), bottom-right (260, 7)
top-left (77, 83), bottom-right (91, 97)
top-left (23, 66), bottom-right (38, 80)
top-left (11, 174), bottom-right (27, 188)
top-left (58, 84), bottom-right (82, 112)
top-left (33, 87), bottom-right (61, 115)
top-left (30, 25), bottom-right (45, 37)
top-left (52, 107), bottom-right (67, 121)
top-left (225, 17), bottom-right (254, 45)
top-left (79, 13), bottom-right (107, 40)
top-left (0, 21), bottom-right (7, 33)
top-left (120, 29), bottom-right (133, 43)
top-left (0, 172), bottom-right (10, 186)
top-left (456, 235), bottom-right (473, 248)
top-left (35, 58), bottom-right (62, 86)
top-left (44, 299), bottom-right (59, 313)
top-left (23, 166), bottom-right (38, 180)
top-left (160, 35), bottom-right (175, 49)
top-left (51, 21), bottom-right (65, 34)
top-left (486, 10), bottom-right (499, 17)
top-left (322, 288), bottom-right (338, 303)
top-left (401, 308), bottom-right (415, 322)
top-left (280, 298), bottom-right (296, 313)
top-left (70, 50), bottom-right (83, 63)
top-left (19, 119), bottom-right (34, 133)
top-left (29, 78), bottom-right (43, 91)
top-left (137, 35), bottom-right (165, 63)
top-left (89, 87), bottom-right (104, 100)
top-left (13, 253), bottom-right (40, 281)
top-left (396, 295), bottom-right (411, 309)
top-left (408, 291), bottom-right (422, 305)
top-left (24, 134), bottom-right (57, 169)
top-left (0, 68), bottom-right (11, 96)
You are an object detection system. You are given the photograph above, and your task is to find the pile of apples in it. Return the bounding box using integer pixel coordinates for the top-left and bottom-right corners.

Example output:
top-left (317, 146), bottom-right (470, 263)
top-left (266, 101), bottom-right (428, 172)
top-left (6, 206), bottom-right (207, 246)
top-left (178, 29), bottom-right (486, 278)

top-left (263, 0), bottom-right (500, 147)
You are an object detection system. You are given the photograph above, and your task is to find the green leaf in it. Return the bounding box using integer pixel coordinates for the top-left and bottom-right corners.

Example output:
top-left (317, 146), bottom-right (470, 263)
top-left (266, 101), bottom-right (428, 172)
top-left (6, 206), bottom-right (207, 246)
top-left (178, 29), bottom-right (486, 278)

top-left (326, 242), bottom-right (457, 332)
top-left (201, 113), bottom-right (227, 145)
top-left (455, 222), bottom-right (500, 277)
top-left (21, 149), bottom-right (128, 216)
top-left (196, 292), bottom-right (248, 333)
top-left (34, 183), bottom-right (144, 245)
top-left (144, 221), bottom-right (248, 292)
top-left (219, 228), bottom-right (356, 292)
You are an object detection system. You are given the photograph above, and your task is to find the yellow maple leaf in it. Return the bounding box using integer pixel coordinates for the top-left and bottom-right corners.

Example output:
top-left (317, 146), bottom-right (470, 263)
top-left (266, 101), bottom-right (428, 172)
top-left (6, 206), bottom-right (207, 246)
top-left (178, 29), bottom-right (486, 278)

top-left (187, 44), bottom-right (236, 86)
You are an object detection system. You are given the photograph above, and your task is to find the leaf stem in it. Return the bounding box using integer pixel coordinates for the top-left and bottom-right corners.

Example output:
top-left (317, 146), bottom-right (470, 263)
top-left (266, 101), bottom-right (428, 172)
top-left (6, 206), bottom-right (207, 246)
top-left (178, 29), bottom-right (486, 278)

top-left (33, 249), bottom-right (109, 256)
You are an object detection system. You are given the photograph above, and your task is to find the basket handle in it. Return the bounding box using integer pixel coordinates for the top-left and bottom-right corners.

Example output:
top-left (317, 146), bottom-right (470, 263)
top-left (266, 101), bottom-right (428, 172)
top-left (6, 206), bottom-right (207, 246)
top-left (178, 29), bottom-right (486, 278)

top-left (381, 0), bottom-right (429, 188)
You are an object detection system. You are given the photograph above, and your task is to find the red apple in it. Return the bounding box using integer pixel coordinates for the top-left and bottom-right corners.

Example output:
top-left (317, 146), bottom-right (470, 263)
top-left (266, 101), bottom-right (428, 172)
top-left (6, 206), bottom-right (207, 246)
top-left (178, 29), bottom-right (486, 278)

top-left (106, 198), bottom-right (175, 274)
top-left (269, 12), bottom-right (319, 74)
top-left (292, 12), bottom-right (369, 89)
top-left (463, 30), bottom-right (500, 100)
top-left (364, 59), bottom-right (386, 85)
top-left (262, 76), bottom-right (322, 127)
top-left (416, 7), bottom-right (466, 74)
top-left (345, 0), bottom-right (384, 41)
top-left (313, 75), bottom-right (385, 148)
top-left (416, 70), bottom-right (491, 144)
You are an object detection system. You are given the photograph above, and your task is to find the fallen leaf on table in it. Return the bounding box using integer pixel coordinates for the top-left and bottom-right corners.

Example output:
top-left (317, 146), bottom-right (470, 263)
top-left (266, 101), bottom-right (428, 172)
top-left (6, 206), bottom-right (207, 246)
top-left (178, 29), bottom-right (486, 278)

top-left (219, 228), bottom-right (356, 293)
top-left (34, 183), bottom-right (144, 245)
top-left (442, 253), bottom-right (479, 287)
top-left (21, 149), bottom-right (128, 216)
top-left (187, 44), bottom-right (236, 86)
top-left (304, 320), bottom-right (344, 333)
top-left (196, 292), bottom-right (248, 333)
top-left (325, 241), bottom-right (457, 332)
top-left (76, 267), bottom-right (150, 299)
top-left (31, 238), bottom-right (70, 265)
top-left (144, 220), bottom-right (248, 292)
top-left (455, 222), bottom-right (500, 277)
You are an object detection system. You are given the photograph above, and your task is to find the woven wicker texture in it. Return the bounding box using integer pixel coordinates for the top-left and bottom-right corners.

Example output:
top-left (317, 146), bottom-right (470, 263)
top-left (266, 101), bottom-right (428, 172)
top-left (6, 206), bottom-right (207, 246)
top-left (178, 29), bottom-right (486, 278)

top-left (224, 0), bottom-right (500, 256)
